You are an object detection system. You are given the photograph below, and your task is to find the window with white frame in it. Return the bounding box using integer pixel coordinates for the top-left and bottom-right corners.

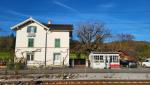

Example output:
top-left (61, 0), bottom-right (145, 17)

top-left (26, 53), bottom-right (34, 61)
top-left (112, 55), bottom-right (119, 62)
top-left (94, 55), bottom-right (99, 63)
top-left (27, 26), bottom-right (37, 33)
top-left (99, 55), bottom-right (104, 62)
top-left (93, 55), bottom-right (104, 63)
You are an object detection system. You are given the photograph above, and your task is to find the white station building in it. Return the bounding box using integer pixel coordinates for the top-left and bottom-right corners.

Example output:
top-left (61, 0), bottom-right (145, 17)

top-left (11, 17), bottom-right (73, 67)
top-left (89, 52), bottom-right (120, 69)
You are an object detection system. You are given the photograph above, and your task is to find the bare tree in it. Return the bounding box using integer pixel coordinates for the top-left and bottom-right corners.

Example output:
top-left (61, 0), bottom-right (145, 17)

top-left (116, 33), bottom-right (135, 41)
top-left (76, 22), bottom-right (111, 54)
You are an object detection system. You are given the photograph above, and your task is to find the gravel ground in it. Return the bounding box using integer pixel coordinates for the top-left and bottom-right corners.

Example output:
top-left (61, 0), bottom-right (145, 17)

top-left (0, 73), bottom-right (150, 81)
top-left (0, 67), bottom-right (150, 84)
top-left (0, 67), bottom-right (150, 75)
top-left (0, 80), bottom-right (150, 85)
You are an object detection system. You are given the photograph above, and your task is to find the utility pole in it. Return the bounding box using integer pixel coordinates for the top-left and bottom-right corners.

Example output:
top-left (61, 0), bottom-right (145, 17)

top-left (44, 30), bottom-right (48, 67)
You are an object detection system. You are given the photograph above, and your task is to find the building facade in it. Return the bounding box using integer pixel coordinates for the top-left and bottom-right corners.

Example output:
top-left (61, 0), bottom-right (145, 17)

top-left (11, 17), bottom-right (73, 67)
top-left (89, 52), bottom-right (120, 69)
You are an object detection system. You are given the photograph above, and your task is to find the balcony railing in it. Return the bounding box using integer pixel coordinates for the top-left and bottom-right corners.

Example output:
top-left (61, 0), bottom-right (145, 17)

top-left (27, 33), bottom-right (36, 37)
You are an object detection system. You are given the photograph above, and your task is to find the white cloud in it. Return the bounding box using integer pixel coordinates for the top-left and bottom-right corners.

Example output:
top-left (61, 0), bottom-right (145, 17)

top-left (6, 10), bottom-right (29, 17)
top-left (53, 1), bottom-right (79, 13)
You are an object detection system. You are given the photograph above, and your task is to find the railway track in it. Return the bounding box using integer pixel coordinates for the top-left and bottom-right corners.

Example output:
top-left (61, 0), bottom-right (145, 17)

top-left (1, 80), bottom-right (150, 85)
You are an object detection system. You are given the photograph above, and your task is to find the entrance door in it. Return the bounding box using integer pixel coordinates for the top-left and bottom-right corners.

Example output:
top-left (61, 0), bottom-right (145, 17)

top-left (105, 56), bottom-right (110, 69)
top-left (53, 53), bottom-right (61, 65)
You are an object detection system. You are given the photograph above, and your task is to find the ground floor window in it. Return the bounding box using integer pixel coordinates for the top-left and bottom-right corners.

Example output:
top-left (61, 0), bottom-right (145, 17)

top-left (53, 53), bottom-right (61, 65)
top-left (113, 56), bottom-right (119, 62)
top-left (26, 53), bottom-right (34, 61)
top-left (54, 53), bottom-right (61, 60)
top-left (99, 55), bottom-right (104, 62)
top-left (93, 55), bottom-right (104, 63)
top-left (92, 55), bottom-right (119, 63)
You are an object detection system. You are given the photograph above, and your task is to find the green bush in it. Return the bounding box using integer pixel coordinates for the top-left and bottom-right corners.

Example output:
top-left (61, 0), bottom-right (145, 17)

top-left (7, 62), bottom-right (14, 70)
top-left (7, 62), bottom-right (25, 70)
top-left (15, 63), bottom-right (25, 70)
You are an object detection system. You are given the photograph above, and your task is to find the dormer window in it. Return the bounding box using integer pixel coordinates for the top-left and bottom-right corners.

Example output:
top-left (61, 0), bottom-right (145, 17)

top-left (27, 26), bottom-right (37, 33)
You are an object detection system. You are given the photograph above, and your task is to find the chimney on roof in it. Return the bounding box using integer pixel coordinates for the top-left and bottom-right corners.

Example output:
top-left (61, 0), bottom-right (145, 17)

top-left (48, 20), bottom-right (52, 24)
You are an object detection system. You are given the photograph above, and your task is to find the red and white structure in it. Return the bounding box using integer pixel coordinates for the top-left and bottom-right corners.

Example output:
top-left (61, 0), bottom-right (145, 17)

top-left (89, 52), bottom-right (120, 69)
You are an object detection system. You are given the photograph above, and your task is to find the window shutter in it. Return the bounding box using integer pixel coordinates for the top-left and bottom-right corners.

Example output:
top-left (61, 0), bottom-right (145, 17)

top-left (28, 38), bottom-right (34, 47)
top-left (55, 39), bottom-right (60, 48)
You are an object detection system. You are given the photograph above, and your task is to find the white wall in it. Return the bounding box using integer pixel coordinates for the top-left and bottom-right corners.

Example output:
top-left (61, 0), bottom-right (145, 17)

top-left (46, 31), bottom-right (70, 66)
top-left (15, 22), bottom-right (70, 67)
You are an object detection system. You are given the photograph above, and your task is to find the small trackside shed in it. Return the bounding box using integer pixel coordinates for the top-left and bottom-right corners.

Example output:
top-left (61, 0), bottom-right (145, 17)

top-left (89, 52), bottom-right (120, 69)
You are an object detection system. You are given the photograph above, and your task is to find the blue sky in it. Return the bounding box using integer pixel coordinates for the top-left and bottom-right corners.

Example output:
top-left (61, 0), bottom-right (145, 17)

top-left (0, 0), bottom-right (150, 41)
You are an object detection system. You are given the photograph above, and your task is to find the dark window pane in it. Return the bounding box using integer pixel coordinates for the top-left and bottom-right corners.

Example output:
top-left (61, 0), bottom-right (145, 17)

top-left (110, 56), bottom-right (112, 62)
top-left (34, 27), bottom-right (37, 33)
top-left (27, 26), bottom-right (31, 33)
top-left (27, 54), bottom-right (30, 61)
